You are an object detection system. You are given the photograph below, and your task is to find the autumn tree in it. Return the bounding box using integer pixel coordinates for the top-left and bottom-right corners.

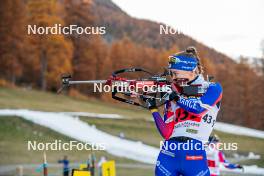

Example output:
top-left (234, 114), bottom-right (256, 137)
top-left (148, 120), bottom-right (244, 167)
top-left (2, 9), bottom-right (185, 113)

top-left (259, 39), bottom-right (264, 75)
top-left (26, 0), bottom-right (73, 90)
top-left (64, 0), bottom-right (101, 95)
top-left (64, 0), bottom-right (94, 78)
top-left (0, 0), bottom-right (26, 84)
top-left (64, 0), bottom-right (111, 97)
top-left (88, 36), bottom-right (109, 79)
top-left (109, 36), bottom-right (165, 78)
top-left (109, 37), bottom-right (136, 70)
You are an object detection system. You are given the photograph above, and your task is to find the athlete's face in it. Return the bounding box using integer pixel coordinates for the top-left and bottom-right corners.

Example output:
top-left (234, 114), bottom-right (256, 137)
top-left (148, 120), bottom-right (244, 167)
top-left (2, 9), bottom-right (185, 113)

top-left (170, 69), bottom-right (197, 84)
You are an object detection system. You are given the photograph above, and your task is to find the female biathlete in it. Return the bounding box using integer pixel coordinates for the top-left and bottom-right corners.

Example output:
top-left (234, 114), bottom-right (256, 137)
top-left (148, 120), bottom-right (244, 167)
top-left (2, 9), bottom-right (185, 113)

top-left (144, 47), bottom-right (223, 176)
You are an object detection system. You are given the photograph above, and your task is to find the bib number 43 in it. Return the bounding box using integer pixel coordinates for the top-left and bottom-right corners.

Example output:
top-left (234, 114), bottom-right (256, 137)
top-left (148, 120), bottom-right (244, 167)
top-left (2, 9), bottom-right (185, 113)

top-left (202, 114), bottom-right (215, 127)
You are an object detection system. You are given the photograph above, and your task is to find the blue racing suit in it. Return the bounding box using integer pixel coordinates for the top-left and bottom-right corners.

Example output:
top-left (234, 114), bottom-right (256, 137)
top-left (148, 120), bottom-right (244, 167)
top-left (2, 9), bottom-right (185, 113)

top-left (151, 75), bottom-right (223, 176)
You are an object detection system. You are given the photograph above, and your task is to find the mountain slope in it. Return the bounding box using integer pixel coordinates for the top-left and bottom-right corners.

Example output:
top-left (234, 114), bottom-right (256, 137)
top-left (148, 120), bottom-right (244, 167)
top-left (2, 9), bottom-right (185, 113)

top-left (92, 0), bottom-right (235, 65)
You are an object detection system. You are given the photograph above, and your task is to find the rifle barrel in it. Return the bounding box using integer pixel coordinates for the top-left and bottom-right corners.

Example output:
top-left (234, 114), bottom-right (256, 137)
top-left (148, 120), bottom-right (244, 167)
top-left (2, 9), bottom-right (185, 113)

top-left (68, 79), bottom-right (138, 85)
top-left (68, 80), bottom-right (107, 84)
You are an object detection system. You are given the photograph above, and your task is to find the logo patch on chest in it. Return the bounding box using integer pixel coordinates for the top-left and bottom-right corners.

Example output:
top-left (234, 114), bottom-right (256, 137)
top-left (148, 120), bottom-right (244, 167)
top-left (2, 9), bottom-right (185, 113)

top-left (186, 155), bottom-right (204, 160)
top-left (186, 128), bottom-right (198, 134)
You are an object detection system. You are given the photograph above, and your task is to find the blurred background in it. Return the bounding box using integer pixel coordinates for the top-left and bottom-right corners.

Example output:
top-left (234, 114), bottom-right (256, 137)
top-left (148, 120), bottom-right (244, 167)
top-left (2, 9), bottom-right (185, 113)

top-left (0, 0), bottom-right (263, 175)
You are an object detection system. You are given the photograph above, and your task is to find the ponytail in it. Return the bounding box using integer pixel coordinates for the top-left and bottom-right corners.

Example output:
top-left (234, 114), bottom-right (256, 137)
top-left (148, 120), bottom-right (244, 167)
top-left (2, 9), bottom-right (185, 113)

top-left (174, 46), bottom-right (204, 74)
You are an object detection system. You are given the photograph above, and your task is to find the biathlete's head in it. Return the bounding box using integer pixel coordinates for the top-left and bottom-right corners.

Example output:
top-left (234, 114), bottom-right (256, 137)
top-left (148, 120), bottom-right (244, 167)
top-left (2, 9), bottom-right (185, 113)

top-left (168, 46), bottom-right (203, 86)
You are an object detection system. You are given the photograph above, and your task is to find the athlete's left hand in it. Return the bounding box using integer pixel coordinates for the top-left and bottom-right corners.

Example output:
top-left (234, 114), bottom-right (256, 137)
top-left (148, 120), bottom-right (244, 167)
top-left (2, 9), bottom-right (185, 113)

top-left (145, 98), bottom-right (157, 110)
top-left (169, 91), bottom-right (180, 101)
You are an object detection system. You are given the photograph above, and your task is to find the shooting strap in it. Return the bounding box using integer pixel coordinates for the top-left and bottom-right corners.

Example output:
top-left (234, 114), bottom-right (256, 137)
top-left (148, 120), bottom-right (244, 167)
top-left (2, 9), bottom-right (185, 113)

top-left (112, 67), bottom-right (153, 77)
top-left (112, 88), bottom-right (142, 107)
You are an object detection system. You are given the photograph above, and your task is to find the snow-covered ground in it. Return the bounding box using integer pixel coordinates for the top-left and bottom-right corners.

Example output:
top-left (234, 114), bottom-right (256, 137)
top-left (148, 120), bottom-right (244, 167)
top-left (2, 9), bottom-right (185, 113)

top-left (214, 122), bottom-right (264, 139)
top-left (63, 111), bottom-right (264, 139)
top-left (221, 164), bottom-right (264, 175)
top-left (0, 109), bottom-right (263, 175)
top-left (149, 118), bottom-right (264, 139)
top-left (59, 112), bottom-right (123, 119)
top-left (0, 109), bottom-right (158, 164)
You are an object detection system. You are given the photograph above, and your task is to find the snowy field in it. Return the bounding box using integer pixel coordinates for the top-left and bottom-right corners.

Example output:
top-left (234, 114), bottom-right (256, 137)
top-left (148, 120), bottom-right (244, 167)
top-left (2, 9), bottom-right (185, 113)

top-left (0, 109), bottom-right (263, 175)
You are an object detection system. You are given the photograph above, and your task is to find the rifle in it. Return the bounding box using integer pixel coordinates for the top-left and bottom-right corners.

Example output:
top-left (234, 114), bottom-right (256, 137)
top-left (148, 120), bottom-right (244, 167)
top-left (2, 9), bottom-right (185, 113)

top-left (58, 67), bottom-right (208, 109)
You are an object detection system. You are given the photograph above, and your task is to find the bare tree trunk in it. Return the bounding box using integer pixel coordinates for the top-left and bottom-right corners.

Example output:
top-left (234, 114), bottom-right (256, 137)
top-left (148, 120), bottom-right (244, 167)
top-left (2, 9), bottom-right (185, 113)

top-left (40, 50), bottom-right (47, 91)
top-left (11, 74), bottom-right (16, 85)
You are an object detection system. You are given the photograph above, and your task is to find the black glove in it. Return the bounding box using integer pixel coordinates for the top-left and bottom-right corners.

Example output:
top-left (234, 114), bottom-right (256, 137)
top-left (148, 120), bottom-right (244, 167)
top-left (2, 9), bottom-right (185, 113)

top-left (237, 165), bottom-right (244, 169)
top-left (145, 98), bottom-right (157, 110)
top-left (169, 91), bottom-right (180, 101)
